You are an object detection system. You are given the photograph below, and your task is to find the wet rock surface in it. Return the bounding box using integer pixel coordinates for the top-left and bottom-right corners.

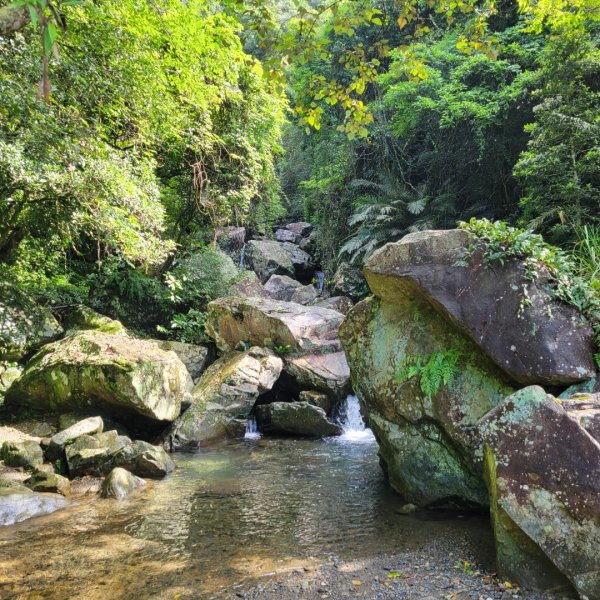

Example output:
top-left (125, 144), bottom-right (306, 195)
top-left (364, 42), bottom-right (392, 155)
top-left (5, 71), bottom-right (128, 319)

top-left (101, 467), bottom-right (145, 499)
top-left (256, 401), bottom-right (342, 437)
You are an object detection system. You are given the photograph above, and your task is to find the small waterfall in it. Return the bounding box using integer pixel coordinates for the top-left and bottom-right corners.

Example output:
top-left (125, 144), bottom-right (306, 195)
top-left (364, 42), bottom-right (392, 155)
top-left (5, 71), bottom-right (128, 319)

top-left (338, 395), bottom-right (376, 443)
top-left (244, 416), bottom-right (261, 440)
top-left (315, 271), bottom-right (325, 294)
top-left (239, 244), bottom-right (247, 271)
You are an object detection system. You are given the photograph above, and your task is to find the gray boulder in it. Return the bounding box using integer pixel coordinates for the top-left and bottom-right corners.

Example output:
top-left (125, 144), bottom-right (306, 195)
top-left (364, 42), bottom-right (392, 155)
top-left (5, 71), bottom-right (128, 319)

top-left (275, 228), bottom-right (301, 244)
top-left (264, 275), bottom-right (318, 305)
top-left (284, 352), bottom-right (351, 401)
top-left (109, 440), bottom-right (175, 478)
top-left (46, 416), bottom-right (104, 461)
top-left (0, 284), bottom-right (63, 361)
top-left (101, 467), bottom-right (145, 499)
top-left (256, 401), bottom-right (342, 437)
top-left (65, 431), bottom-right (130, 477)
top-left (1, 440), bottom-right (44, 469)
top-left (246, 240), bottom-right (295, 282)
top-left (0, 487), bottom-right (68, 526)
top-left (285, 222), bottom-right (313, 237)
top-left (155, 340), bottom-right (214, 383)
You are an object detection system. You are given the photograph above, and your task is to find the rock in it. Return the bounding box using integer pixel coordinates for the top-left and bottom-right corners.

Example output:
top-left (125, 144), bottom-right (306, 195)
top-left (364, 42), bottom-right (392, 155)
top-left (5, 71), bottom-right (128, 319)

top-left (290, 285), bottom-right (319, 305)
top-left (264, 274), bottom-right (305, 301)
top-left (21, 420), bottom-right (54, 438)
top-left (46, 416), bottom-right (104, 462)
top-left (255, 401), bottom-right (342, 437)
top-left (65, 431), bottom-right (130, 477)
top-left (331, 263), bottom-right (369, 302)
top-left (24, 470), bottom-right (71, 496)
top-left (285, 222), bottom-right (314, 237)
top-left (245, 240), bottom-right (315, 283)
top-left (0, 440), bottom-right (44, 469)
top-left (227, 271), bottom-right (270, 298)
top-left (299, 390), bottom-right (335, 415)
top-left (397, 503), bottom-right (418, 515)
top-left (480, 386), bottom-right (600, 597)
top-left (246, 240), bottom-right (295, 282)
top-left (365, 230), bottom-right (595, 385)
top-left (0, 426), bottom-right (39, 446)
top-left (207, 297), bottom-right (345, 355)
top-left (560, 393), bottom-right (600, 442)
top-left (101, 467), bottom-right (145, 499)
top-left (216, 226), bottom-right (246, 251)
top-left (312, 296), bottom-right (354, 315)
top-left (110, 440), bottom-right (175, 478)
top-left (340, 294), bottom-right (514, 508)
top-left (6, 331), bottom-right (193, 422)
top-left (0, 284), bottom-right (63, 361)
top-left (155, 340), bottom-right (214, 383)
top-left (275, 228), bottom-right (302, 244)
top-left (63, 305), bottom-right (127, 336)
top-left (0, 487), bottom-right (68, 526)
top-left (177, 248), bottom-right (239, 287)
top-left (284, 352), bottom-right (351, 401)
top-left (0, 361), bottom-right (23, 404)
top-left (165, 347), bottom-right (283, 449)
top-left (559, 373), bottom-right (600, 399)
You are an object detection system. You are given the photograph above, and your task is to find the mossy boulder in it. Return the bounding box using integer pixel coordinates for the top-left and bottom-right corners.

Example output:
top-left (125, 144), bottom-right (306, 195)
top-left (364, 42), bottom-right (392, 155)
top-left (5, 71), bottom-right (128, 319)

top-left (109, 440), bottom-right (175, 478)
top-left (63, 305), bottom-right (127, 336)
top-left (255, 401), bottom-right (341, 437)
top-left (1, 440), bottom-right (44, 469)
top-left (331, 263), bottom-right (369, 302)
top-left (0, 361), bottom-right (23, 405)
top-left (6, 331), bottom-right (193, 422)
top-left (0, 284), bottom-right (63, 361)
top-left (340, 293), bottom-right (514, 508)
top-left (165, 347), bottom-right (282, 449)
top-left (24, 470), bottom-right (71, 497)
top-left (480, 386), bottom-right (600, 598)
top-left (154, 340), bottom-right (214, 383)
top-left (65, 430), bottom-right (130, 477)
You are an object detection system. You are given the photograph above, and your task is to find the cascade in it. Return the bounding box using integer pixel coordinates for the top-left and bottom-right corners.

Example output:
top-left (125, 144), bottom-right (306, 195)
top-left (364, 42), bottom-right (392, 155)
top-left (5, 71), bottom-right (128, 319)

top-left (244, 416), bottom-right (261, 439)
top-left (338, 395), bottom-right (375, 442)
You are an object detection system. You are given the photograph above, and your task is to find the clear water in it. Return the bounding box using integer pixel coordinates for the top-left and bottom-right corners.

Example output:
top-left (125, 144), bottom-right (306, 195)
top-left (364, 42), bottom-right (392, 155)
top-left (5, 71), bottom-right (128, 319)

top-left (0, 437), bottom-right (494, 600)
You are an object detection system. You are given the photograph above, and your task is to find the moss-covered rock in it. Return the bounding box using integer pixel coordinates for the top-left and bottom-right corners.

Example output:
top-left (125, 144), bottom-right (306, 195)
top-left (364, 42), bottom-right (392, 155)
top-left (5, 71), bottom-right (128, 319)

top-left (63, 305), bottom-right (127, 336)
top-left (0, 361), bottom-right (23, 405)
top-left (24, 470), bottom-right (71, 497)
top-left (0, 284), bottom-right (63, 361)
top-left (109, 440), bottom-right (175, 478)
top-left (6, 331), bottom-right (192, 422)
top-left (1, 440), bottom-right (44, 469)
top-left (255, 401), bottom-right (342, 437)
top-left (165, 347), bottom-right (282, 449)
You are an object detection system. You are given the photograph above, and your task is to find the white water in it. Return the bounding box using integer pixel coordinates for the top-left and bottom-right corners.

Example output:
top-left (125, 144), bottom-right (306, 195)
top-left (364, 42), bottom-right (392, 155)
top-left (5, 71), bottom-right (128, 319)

top-left (338, 395), bottom-right (376, 443)
top-left (244, 416), bottom-right (261, 439)
top-left (239, 244), bottom-right (247, 271)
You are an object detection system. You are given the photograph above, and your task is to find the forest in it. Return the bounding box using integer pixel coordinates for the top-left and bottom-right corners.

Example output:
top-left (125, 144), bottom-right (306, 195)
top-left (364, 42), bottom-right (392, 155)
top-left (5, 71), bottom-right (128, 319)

top-left (0, 0), bottom-right (598, 339)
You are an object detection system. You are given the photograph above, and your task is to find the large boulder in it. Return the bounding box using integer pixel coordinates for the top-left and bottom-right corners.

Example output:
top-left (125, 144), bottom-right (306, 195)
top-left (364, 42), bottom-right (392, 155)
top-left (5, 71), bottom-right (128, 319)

top-left (165, 347), bottom-right (283, 449)
top-left (155, 340), bottom-right (214, 383)
top-left (0, 487), bottom-right (68, 526)
top-left (280, 242), bottom-right (315, 283)
top-left (6, 331), bottom-right (193, 422)
top-left (275, 228), bottom-right (301, 244)
top-left (246, 240), bottom-right (295, 283)
top-left (109, 441), bottom-right (175, 478)
top-left (0, 440), bottom-right (44, 469)
top-left (340, 294), bottom-right (514, 508)
top-left (331, 263), bottom-right (369, 302)
top-left (364, 230), bottom-right (595, 385)
top-left (255, 401), bottom-right (341, 437)
top-left (226, 271), bottom-right (270, 299)
top-left (101, 467), bottom-right (145, 499)
top-left (480, 386), bottom-right (600, 598)
top-left (65, 430), bottom-right (130, 477)
top-left (0, 284), bottom-right (63, 361)
top-left (285, 222), bottom-right (313, 237)
top-left (264, 275), bottom-right (318, 305)
top-left (207, 297), bottom-right (344, 355)
top-left (0, 361), bottom-right (23, 404)
top-left (63, 305), bottom-right (127, 336)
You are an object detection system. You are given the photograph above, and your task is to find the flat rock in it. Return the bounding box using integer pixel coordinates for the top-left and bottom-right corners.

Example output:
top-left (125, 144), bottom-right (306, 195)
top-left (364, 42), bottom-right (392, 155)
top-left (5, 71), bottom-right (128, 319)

top-left (7, 331), bottom-right (193, 422)
top-left (0, 488), bottom-right (68, 526)
top-left (46, 416), bottom-right (104, 461)
top-left (207, 297), bottom-right (344, 354)
top-left (284, 352), bottom-right (351, 401)
top-left (256, 401), bottom-right (341, 437)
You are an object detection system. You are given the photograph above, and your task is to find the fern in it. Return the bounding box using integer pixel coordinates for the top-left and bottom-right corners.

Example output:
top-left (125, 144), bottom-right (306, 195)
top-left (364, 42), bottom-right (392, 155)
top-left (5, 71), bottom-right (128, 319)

top-left (394, 350), bottom-right (462, 399)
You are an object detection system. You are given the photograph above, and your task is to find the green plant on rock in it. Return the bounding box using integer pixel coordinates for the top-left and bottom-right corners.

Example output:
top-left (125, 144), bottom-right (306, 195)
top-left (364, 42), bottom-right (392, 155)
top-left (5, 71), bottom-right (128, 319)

top-left (157, 309), bottom-right (208, 345)
top-left (395, 349), bottom-right (462, 400)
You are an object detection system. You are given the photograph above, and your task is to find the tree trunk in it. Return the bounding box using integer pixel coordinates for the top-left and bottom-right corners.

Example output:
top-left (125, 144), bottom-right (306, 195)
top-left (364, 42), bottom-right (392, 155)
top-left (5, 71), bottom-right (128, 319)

top-left (0, 5), bottom-right (30, 37)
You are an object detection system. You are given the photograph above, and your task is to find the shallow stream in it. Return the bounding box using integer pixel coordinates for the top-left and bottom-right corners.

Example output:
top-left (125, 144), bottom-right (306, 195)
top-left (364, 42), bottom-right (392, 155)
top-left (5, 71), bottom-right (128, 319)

top-left (0, 409), bottom-right (495, 599)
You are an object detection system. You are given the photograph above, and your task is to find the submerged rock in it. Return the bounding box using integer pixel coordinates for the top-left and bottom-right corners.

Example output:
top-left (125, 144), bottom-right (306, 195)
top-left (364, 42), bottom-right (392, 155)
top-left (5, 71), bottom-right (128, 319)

top-left (7, 331), bottom-right (192, 422)
top-left (207, 297), bottom-right (344, 355)
top-left (0, 284), bottom-right (63, 361)
top-left (0, 440), bottom-right (44, 469)
top-left (480, 386), bottom-right (600, 598)
top-left (0, 487), bottom-right (68, 526)
top-left (101, 467), bottom-right (145, 499)
top-left (255, 401), bottom-right (342, 437)
top-left (166, 347), bottom-right (282, 449)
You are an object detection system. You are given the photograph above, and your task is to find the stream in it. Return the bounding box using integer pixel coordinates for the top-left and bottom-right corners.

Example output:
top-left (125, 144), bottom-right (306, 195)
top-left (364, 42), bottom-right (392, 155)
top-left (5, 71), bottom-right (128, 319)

top-left (0, 399), bottom-right (496, 600)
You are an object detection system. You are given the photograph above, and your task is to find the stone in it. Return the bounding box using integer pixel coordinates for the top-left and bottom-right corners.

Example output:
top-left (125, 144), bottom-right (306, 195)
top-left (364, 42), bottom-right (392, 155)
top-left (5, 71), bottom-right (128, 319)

top-left (1, 440), bottom-right (44, 469)
top-left (65, 431), bottom-right (130, 477)
top-left (331, 263), bottom-right (369, 302)
top-left (0, 284), bottom-right (64, 361)
top-left (364, 230), bottom-right (595, 385)
top-left (264, 274), bottom-right (305, 301)
top-left (0, 487), bottom-right (68, 526)
top-left (110, 440), bottom-right (175, 478)
top-left (312, 296), bottom-right (354, 315)
top-left (0, 361), bottom-right (23, 404)
top-left (299, 390), bottom-right (335, 416)
top-left (24, 470), bottom-right (71, 496)
top-left (285, 222), bottom-right (314, 237)
top-left (207, 297), bottom-right (345, 355)
top-left (340, 294), bottom-right (514, 508)
top-left (155, 340), bottom-right (214, 383)
top-left (165, 347), bottom-right (283, 449)
top-left (275, 228), bottom-right (302, 244)
top-left (280, 242), bottom-right (315, 283)
top-left (63, 305), bottom-right (127, 336)
top-left (559, 373), bottom-right (600, 399)
top-left (255, 401), bottom-right (342, 437)
top-left (46, 416), bottom-right (104, 462)
top-left (290, 285), bottom-right (319, 306)
top-left (177, 249), bottom-right (239, 288)
top-left (284, 352), bottom-right (351, 401)
top-left (0, 426), bottom-right (39, 446)
top-left (227, 271), bottom-right (270, 298)
top-left (6, 331), bottom-right (193, 422)
top-left (480, 386), bottom-right (600, 597)
top-left (246, 240), bottom-right (295, 283)
top-left (101, 467), bottom-right (145, 499)
top-left (560, 393), bottom-right (600, 443)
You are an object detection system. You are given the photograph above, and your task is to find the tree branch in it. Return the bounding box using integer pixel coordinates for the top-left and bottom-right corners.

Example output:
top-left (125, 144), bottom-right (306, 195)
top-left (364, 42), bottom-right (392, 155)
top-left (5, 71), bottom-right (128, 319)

top-left (0, 5), bottom-right (30, 37)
